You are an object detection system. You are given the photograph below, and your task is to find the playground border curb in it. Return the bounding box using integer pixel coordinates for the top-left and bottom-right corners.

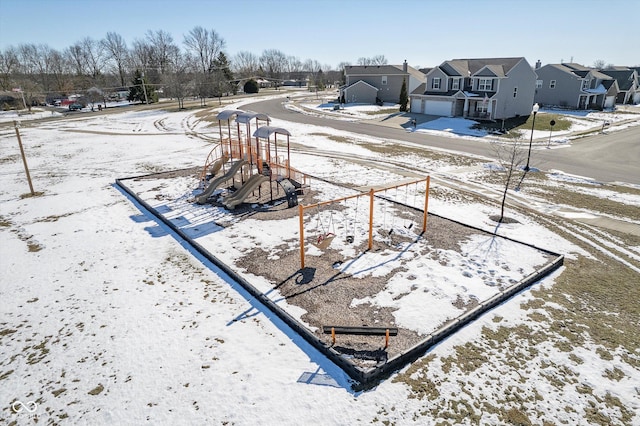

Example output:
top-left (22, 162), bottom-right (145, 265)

top-left (115, 173), bottom-right (563, 389)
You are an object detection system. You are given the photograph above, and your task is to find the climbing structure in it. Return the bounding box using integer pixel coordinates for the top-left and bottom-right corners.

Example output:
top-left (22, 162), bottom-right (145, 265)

top-left (197, 109), bottom-right (308, 209)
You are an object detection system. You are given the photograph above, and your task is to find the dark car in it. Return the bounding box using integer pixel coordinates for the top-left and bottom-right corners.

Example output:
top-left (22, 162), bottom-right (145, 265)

top-left (69, 103), bottom-right (83, 111)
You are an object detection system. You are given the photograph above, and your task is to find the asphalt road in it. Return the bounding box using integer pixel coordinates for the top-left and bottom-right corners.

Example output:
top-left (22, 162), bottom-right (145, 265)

top-left (245, 97), bottom-right (640, 185)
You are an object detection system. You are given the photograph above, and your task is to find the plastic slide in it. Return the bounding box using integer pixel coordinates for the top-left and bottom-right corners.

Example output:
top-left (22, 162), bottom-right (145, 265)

top-left (196, 159), bottom-right (248, 204)
top-left (222, 174), bottom-right (270, 210)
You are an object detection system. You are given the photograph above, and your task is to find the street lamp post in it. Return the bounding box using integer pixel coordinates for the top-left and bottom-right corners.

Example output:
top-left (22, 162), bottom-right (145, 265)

top-left (524, 103), bottom-right (539, 171)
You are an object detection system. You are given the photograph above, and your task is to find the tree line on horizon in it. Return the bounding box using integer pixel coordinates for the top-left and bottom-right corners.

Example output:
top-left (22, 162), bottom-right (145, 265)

top-left (0, 26), bottom-right (390, 109)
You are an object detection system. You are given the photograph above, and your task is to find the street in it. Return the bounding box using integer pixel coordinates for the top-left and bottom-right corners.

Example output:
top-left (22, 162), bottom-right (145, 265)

top-left (245, 97), bottom-right (640, 185)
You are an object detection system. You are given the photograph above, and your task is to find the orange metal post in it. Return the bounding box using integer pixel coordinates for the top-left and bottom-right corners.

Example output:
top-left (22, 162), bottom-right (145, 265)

top-left (422, 176), bottom-right (430, 233)
top-left (368, 188), bottom-right (374, 250)
top-left (385, 329), bottom-right (390, 349)
top-left (299, 203), bottom-right (305, 269)
top-left (331, 327), bottom-right (336, 346)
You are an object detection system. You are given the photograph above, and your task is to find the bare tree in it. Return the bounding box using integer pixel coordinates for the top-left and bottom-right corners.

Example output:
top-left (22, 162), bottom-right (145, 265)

top-left (259, 49), bottom-right (287, 80)
top-left (163, 49), bottom-right (193, 109)
top-left (357, 55), bottom-right (388, 66)
top-left (304, 59), bottom-right (322, 87)
top-left (0, 46), bottom-right (20, 91)
top-left (592, 59), bottom-right (606, 69)
top-left (129, 38), bottom-right (154, 87)
top-left (17, 44), bottom-right (54, 92)
top-left (490, 136), bottom-right (528, 224)
top-left (101, 32), bottom-right (129, 86)
top-left (183, 26), bottom-right (226, 104)
top-left (146, 29), bottom-right (178, 75)
top-left (232, 51), bottom-right (259, 78)
top-left (371, 55), bottom-right (388, 65)
top-left (48, 49), bottom-right (73, 95)
top-left (66, 38), bottom-right (105, 88)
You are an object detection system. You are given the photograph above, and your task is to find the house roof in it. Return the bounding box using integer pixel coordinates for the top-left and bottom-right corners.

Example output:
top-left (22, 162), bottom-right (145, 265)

top-left (344, 80), bottom-right (379, 91)
top-left (600, 69), bottom-right (637, 91)
top-left (543, 63), bottom-right (615, 83)
top-left (345, 64), bottom-right (425, 80)
top-left (437, 57), bottom-right (524, 77)
top-left (410, 83), bottom-right (426, 95)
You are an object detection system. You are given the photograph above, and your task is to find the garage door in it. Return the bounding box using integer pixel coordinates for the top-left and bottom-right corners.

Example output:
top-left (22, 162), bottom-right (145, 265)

top-left (604, 96), bottom-right (615, 109)
top-left (423, 100), bottom-right (453, 116)
top-left (410, 99), bottom-right (422, 113)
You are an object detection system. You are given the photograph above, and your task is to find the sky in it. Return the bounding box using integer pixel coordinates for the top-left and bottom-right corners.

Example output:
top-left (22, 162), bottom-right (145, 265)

top-left (1, 0), bottom-right (639, 69)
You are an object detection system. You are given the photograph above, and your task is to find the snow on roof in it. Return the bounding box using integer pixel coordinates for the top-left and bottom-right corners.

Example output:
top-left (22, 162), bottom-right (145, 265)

top-left (584, 84), bottom-right (607, 94)
top-left (252, 125), bottom-right (291, 139)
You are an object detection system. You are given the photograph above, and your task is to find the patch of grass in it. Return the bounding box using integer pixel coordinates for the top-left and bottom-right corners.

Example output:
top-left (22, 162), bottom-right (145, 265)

top-left (88, 384), bottom-right (104, 395)
top-left (603, 367), bottom-right (625, 381)
top-left (365, 108), bottom-right (399, 116)
top-left (19, 191), bottom-right (44, 199)
top-left (475, 113), bottom-right (572, 134)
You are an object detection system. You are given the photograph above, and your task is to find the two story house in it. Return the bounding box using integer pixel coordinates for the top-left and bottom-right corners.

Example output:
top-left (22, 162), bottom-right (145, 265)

top-left (600, 67), bottom-right (640, 105)
top-left (409, 57), bottom-right (536, 120)
top-left (340, 61), bottom-right (426, 104)
top-left (534, 63), bottom-right (618, 109)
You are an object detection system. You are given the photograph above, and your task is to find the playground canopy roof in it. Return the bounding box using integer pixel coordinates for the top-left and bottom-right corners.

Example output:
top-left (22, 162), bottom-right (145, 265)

top-left (252, 126), bottom-right (292, 139)
top-left (216, 109), bottom-right (244, 121)
top-left (235, 111), bottom-right (270, 124)
top-left (215, 110), bottom-right (271, 124)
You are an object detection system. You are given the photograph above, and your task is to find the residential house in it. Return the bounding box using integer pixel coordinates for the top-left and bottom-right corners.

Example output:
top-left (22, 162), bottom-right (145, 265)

top-left (409, 57), bottom-right (536, 120)
top-left (600, 67), bottom-right (640, 105)
top-left (340, 61), bottom-right (426, 104)
top-left (534, 63), bottom-right (618, 109)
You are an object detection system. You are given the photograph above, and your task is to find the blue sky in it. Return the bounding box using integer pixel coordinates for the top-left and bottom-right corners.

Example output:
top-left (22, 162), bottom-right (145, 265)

top-left (1, 0), bottom-right (638, 69)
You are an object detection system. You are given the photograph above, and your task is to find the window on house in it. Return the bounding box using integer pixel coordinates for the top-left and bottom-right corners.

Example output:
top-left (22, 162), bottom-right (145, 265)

top-left (550, 80), bottom-right (556, 89)
top-left (381, 76), bottom-right (387, 85)
top-left (582, 79), bottom-right (590, 90)
top-left (513, 87), bottom-right (518, 98)
top-left (476, 103), bottom-right (488, 113)
top-left (536, 80), bottom-right (543, 88)
top-left (478, 79), bottom-right (492, 91)
top-left (452, 79), bottom-right (459, 90)
top-left (432, 77), bottom-right (441, 89)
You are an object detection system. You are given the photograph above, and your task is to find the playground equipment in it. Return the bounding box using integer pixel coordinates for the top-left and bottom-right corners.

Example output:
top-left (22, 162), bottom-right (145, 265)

top-left (196, 159), bottom-right (248, 204)
top-left (196, 109), bottom-right (309, 210)
top-left (298, 177), bottom-right (430, 269)
top-left (323, 325), bottom-right (398, 349)
top-left (222, 174), bottom-right (270, 210)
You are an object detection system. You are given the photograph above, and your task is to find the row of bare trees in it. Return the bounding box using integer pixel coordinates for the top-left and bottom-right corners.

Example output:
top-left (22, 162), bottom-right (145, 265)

top-left (0, 26), bottom-right (361, 108)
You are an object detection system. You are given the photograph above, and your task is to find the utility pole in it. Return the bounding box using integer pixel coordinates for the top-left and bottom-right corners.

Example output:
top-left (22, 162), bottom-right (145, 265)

top-left (13, 121), bottom-right (35, 195)
top-left (141, 71), bottom-right (149, 104)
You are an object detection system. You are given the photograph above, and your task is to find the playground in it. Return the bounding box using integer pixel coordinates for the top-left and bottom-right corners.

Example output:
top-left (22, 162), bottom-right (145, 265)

top-left (116, 109), bottom-right (562, 385)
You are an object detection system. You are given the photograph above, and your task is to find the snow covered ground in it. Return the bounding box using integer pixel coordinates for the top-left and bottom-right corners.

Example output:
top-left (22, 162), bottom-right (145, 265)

top-left (1, 95), bottom-right (639, 425)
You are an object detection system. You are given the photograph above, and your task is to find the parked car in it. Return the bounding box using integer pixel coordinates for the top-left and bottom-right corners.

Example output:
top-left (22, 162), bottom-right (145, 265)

top-left (68, 103), bottom-right (83, 111)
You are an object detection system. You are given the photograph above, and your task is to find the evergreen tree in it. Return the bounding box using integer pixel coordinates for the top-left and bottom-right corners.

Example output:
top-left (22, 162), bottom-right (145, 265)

top-left (399, 78), bottom-right (408, 112)
top-left (127, 70), bottom-right (156, 104)
top-left (212, 52), bottom-right (234, 97)
top-left (315, 69), bottom-right (325, 90)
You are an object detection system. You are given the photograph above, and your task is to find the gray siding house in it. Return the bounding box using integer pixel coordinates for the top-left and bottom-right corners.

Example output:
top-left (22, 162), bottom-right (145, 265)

top-left (409, 57), bottom-right (536, 120)
top-left (534, 63), bottom-right (618, 109)
top-left (341, 61), bottom-right (426, 104)
top-left (600, 67), bottom-right (640, 105)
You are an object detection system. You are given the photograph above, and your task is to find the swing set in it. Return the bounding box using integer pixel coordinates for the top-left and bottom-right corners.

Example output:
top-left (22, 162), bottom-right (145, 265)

top-left (298, 176), bottom-right (430, 268)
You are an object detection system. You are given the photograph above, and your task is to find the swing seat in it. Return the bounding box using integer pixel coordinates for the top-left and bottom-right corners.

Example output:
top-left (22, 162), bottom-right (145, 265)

top-left (314, 233), bottom-right (335, 249)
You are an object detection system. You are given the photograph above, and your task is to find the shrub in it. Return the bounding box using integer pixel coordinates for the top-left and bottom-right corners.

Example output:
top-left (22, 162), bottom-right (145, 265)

top-left (244, 79), bottom-right (259, 94)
